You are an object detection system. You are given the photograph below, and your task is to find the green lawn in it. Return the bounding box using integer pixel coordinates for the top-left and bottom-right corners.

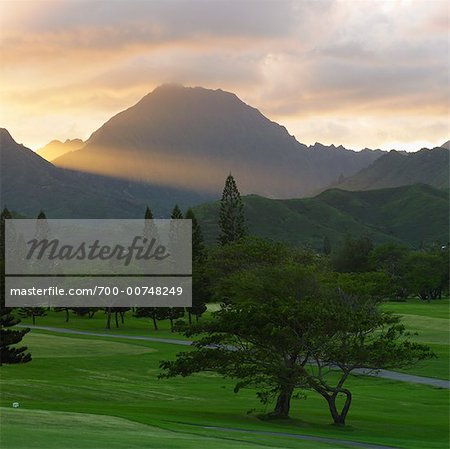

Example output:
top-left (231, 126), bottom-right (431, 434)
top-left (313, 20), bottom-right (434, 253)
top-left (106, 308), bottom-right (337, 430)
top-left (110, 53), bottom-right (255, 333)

top-left (382, 299), bottom-right (449, 379)
top-left (1, 322), bottom-right (448, 449)
top-left (19, 298), bottom-right (449, 380)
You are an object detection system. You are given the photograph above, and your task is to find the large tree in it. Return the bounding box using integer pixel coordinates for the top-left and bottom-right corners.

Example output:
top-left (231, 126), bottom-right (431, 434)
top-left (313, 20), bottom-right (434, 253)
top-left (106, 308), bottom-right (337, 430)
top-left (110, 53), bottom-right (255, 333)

top-left (218, 174), bottom-right (246, 246)
top-left (160, 265), bottom-right (432, 424)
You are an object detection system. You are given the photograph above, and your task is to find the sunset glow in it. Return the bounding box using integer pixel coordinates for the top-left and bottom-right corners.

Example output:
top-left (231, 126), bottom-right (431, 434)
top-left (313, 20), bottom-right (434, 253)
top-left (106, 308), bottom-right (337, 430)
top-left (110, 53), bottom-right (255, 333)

top-left (0, 0), bottom-right (448, 151)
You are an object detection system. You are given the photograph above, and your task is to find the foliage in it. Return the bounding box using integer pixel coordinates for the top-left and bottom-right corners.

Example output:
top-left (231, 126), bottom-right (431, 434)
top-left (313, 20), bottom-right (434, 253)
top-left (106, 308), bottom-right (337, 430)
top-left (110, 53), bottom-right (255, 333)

top-left (0, 207), bottom-right (31, 365)
top-left (218, 174), bottom-right (246, 246)
top-left (331, 236), bottom-right (373, 273)
top-left (160, 265), bottom-right (433, 425)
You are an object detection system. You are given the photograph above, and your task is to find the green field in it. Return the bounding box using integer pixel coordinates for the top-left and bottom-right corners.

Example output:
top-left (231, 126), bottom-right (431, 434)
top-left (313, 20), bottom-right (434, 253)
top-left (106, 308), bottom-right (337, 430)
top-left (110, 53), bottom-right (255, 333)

top-left (382, 299), bottom-right (449, 379)
top-left (0, 299), bottom-right (448, 449)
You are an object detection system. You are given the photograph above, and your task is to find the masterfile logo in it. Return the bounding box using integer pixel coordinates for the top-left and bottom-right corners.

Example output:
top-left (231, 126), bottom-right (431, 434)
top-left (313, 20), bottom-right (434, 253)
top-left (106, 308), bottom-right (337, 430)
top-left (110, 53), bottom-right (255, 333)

top-left (4, 219), bottom-right (192, 307)
top-left (5, 219), bottom-right (191, 275)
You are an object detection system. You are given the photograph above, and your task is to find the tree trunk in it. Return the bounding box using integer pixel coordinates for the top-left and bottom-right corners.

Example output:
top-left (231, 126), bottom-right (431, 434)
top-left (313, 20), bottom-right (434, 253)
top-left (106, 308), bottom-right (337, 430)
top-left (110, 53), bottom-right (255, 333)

top-left (115, 312), bottom-right (119, 328)
top-left (106, 308), bottom-right (111, 329)
top-left (65, 308), bottom-right (69, 323)
top-left (271, 384), bottom-right (294, 418)
top-left (152, 316), bottom-right (158, 331)
top-left (325, 390), bottom-right (352, 426)
top-left (188, 311), bottom-right (192, 325)
top-left (32, 314), bottom-right (36, 325)
top-left (120, 311), bottom-right (125, 324)
top-left (169, 318), bottom-right (174, 332)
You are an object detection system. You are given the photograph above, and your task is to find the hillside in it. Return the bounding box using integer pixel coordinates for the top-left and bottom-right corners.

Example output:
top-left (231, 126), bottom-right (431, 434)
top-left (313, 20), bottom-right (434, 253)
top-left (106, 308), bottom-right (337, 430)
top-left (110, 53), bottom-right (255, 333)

top-left (0, 128), bottom-right (211, 218)
top-left (194, 184), bottom-right (449, 249)
top-left (330, 148), bottom-right (449, 191)
top-left (36, 138), bottom-right (84, 161)
top-left (53, 85), bottom-right (383, 198)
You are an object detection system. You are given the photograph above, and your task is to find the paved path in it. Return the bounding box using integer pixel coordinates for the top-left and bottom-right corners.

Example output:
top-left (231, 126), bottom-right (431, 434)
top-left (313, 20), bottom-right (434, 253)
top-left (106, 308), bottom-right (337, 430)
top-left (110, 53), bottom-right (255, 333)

top-left (21, 325), bottom-right (450, 389)
top-left (195, 425), bottom-right (401, 449)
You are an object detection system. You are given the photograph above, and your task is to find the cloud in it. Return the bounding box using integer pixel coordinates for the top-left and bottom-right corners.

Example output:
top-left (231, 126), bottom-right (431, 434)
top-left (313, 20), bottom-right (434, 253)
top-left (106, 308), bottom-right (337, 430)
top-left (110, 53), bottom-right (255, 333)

top-left (0, 0), bottom-right (448, 150)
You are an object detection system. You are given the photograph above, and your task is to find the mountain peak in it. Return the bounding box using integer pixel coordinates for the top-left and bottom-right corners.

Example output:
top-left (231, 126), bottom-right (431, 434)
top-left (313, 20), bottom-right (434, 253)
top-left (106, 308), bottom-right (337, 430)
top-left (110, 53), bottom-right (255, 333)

top-left (0, 128), bottom-right (16, 145)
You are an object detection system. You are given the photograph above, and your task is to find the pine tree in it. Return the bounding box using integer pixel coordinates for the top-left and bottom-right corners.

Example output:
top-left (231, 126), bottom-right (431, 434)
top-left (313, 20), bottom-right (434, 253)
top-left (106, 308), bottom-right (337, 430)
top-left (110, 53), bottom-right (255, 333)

top-left (0, 207), bottom-right (31, 365)
top-left (185, 208), bottom-right (208, 324)
top-left (171, 205), bottom-right (183, 219)
top-left (218, 174), bottom-right (246, 246)
top-left (0, 306), bottom-right (31, 365)
top-left (143, 206), bottom-right (160, 246)
top-left (185, 208), bottom-right (205, 263)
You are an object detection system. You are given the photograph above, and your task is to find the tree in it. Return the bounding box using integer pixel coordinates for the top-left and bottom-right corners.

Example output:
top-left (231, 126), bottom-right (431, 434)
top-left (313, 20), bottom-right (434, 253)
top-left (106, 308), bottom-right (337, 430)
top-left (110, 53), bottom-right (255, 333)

top-left (143, 206), bottom-right (159, 242)
top-left (332, 236), bottom-right (373, 273)
top-left (185, 208), bottom-right (205, 263)
top-left (185, 208), bottom-right (209, 323)
top-left (160, 265), bottom-right (432, 424)
top-left (171, 205), bottom-right (183, 219)
top-left (134, 307), bottom-right (163, 331)
top-left (0, 208), bottom-right (31, 365)
top-left (218, 174), bottom-right (246, 246)
top-left (369, 242), bottom-right (409, 298)
top-left (55, 307), bottom-right (71, 322)
top-left (401, 252), bottom-right (446, 301)
top-left (0, 302), bottom-right (31, 365)
top-left (18, 307), bottom-right (47, 325)
top-left (159, 307), bottom-right (184, 332)
top-left (35, 210), bottom-right (49, 239)
top-left (302, 291), bottom-right (432, 425)
top-left (160, 265), bottom-right (322, 419)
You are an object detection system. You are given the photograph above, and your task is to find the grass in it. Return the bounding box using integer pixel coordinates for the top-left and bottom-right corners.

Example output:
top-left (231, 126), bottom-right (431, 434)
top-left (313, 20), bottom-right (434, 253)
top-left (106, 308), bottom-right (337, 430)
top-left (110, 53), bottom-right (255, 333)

top-left (1, 305), bottom-right (449, 449)
top-left (21, 298), bottom-right (449, 379)
top-left (382, 298), bottom-right (449, 379)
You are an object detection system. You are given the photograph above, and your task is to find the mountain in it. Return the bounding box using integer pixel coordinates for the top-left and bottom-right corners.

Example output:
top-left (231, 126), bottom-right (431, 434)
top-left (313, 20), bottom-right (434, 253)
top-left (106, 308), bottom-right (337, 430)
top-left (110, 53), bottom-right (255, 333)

top-left (36, 138), bottom-right (84, 161)
top-left (53, 85), bottom-right (383, 198)
top-left (441, 140), bottom-right (450, 150)
top-left (0, 128), bottom-right (211, 218)
top-left (329, 147), bottom-right (449, 191)
top-left (193, 184), bottom-right (449, 249)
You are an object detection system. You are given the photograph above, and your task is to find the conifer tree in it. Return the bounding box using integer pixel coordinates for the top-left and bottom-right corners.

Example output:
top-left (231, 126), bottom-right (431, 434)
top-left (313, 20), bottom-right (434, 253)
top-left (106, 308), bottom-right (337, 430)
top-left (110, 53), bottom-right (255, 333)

top-left (0, 207), bottom-right (31, 365)
top-left (185, 208), bottom-right (205, 263)
top-left (143, 206), bottom-right (159, 245)
top-left (171, 204), bottom-right (183, 219)
top-left (185, 208), bottom-right (209, 324)
top-left (218, 174), bottom-right (246, 246)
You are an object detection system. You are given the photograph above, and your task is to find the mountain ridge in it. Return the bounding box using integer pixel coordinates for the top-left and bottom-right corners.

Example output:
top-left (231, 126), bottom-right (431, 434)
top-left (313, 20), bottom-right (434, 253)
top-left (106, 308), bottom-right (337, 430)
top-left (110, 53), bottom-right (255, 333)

top-left (0, 128), bottom-right (212, 218)
top-left (328, 147), bottom-right (449, 191)
top-left (53, 85), bottom-right (384, 198)
top-left (193, 183), bottom-right (449, 249)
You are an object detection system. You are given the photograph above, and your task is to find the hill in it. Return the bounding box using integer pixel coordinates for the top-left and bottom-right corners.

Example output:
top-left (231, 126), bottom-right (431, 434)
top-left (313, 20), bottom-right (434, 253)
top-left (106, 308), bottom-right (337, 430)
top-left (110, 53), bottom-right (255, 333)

top-left (0, 128), bottom-right (211, 218)
top-left (53, 85), bottom-right (383, 198)
top-left (36, 138), bottom-right (84, 161)
top-left (330, 148), bottom-right (449, 191)
top-left (193, 184), bottom-right (449, 249)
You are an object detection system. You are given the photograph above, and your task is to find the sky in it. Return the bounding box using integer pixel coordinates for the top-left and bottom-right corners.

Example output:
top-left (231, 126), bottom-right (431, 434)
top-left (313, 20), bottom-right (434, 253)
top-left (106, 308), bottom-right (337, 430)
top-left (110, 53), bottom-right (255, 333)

top-left (0, 0), bottom-right (449, 151)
